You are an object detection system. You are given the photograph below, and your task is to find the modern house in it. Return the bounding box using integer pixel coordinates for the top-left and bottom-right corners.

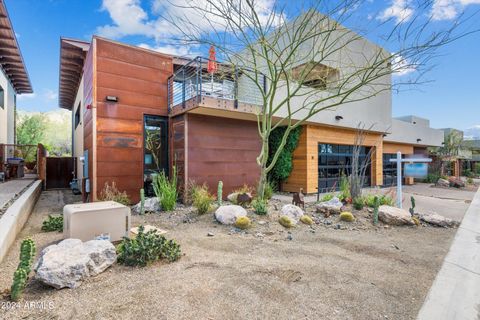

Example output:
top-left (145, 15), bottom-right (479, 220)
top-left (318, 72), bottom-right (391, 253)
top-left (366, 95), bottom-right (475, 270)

top-left (59, 14), bottom-right (443, 203)
top-left (0, 0), bottom-right (33, 146)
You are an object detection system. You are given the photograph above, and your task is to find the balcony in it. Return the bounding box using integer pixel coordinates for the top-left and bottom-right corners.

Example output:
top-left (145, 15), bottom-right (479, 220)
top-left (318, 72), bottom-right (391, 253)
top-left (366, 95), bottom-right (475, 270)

top-left (168, 57), bottom-right (264, 118)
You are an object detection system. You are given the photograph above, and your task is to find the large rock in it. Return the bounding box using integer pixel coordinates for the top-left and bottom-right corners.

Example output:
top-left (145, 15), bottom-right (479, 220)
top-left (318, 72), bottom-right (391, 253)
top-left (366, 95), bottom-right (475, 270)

top-left (378, 205), bottom-right (415, 226)
top-left (437, 178), bottom-right (450, 188)
top-left (227, 193), bottom-right (239, 203)
top-left (316, 197), bottom-right (343, 216)
top-left (34, 239), bottom-right (116, 289)
top-left (132, 197), bottom-right (161, 214)
top-left (281, 204), bottom-right (304, 223)
top-left (418, 211), bottom-right (459, 228)
top-left (215, 205), bottom-right (248, 225)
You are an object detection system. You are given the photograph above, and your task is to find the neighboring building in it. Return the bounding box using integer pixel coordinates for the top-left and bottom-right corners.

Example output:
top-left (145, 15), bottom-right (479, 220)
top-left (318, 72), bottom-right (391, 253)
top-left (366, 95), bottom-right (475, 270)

top-left (0, 0), bottom-right (33, 147)
top-left (59, 13), bottom-right (443, 202)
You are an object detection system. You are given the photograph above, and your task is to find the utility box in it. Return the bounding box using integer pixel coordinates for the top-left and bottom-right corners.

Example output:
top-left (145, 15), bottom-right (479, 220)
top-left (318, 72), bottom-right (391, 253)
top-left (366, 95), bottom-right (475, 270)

top-left (63, 201), bottom-right (131, 242)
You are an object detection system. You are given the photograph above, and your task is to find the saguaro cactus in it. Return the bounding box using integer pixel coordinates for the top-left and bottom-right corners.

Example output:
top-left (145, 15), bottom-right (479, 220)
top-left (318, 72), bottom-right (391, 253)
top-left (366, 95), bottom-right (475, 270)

top-left (140, 188), bottom-right (145, 215)
top-left (373, 196), bottom-right (380, 225)
top-left (409, 196), bottom-right (416, 216)
top-left (217, 181), bottom-right (223, 206)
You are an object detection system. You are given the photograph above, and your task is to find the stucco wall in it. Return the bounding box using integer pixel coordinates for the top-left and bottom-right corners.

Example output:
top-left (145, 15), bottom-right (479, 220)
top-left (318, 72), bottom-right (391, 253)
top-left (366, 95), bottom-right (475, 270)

top-left (0, 67), bottom-right (16, 145)
top-left (73, 76), bottom-right (85, 181)
top-left (385, 118), bottom-right (443, 147)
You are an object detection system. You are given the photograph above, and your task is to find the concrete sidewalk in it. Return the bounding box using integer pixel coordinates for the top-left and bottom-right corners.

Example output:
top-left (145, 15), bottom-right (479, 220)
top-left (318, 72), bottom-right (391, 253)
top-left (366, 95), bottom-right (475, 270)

top-left (417, 187), bottom-right (480, 320)
top-left (0, 175), bottom-right (36, 212)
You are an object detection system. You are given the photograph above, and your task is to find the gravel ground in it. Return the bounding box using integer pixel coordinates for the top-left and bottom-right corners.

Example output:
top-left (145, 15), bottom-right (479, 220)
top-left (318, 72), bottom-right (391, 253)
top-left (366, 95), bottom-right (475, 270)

top-left (0, 190), bottom-right (458, 320)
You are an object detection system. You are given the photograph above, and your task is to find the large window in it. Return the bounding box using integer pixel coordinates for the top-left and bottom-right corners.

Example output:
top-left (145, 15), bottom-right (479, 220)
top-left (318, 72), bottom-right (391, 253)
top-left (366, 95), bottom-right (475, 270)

top-left (74, 103), bottom-right (81, 129)
top-left (143, 115), bottom-right (169, 195)
top-left (0, 85), bottom-right (4, 109)
top-left (318, 144), bottom-right (371, 192)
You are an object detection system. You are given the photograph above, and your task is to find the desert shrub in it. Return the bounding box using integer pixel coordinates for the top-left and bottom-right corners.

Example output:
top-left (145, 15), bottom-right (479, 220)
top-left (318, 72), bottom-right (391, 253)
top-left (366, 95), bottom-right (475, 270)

top-left (319, 193), bottom-right (334, 202)
top-left (267, 126), bottom-right (302, 186)
top-left (190, 183), bottom-right (215, 215)
top-left (278, 215), bottom-right (294, 228)
top-left (100, 182), bottom-right (130, 205)
top-left (233, 184), bottom-right (254, 195)
top-left (117, 226), bottom-right (181, 266)
top-left (300, 215), bottom-right (314, 225)
top-left (463, 169), bottom-right (474, 178)
top-left (365, 194), bottom-right (394, 207)
top-left (412, 216), bottom-right (420, 226)
top-left (467, 177), bottom-right (474, 185)
top-left (340, 212), bottom-right (355, 222)
top-left (352, 197), bottom-right (364, 210)
top-left (252, 198), bottom-right (268, 215)
top-left (339, 175), bottom-right (351, 202)
top-left (475, 163), bottom-right (480, 175)
top-left (153, 166), bottom-right (177, 211)
top-left (423, 173), bottom-right (441, 184)
top-left (235, 216), bottom-right (251, 229)
top-left (41, 215), bottom-right (63, 232)
top-left (11, 238), bottom-right (36, 301)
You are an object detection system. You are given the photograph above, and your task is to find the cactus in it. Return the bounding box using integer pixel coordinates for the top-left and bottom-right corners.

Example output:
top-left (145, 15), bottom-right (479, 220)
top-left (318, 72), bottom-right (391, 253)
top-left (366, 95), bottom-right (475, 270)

top-left (140, 188), bottom-right (145, 215)
top-left (235, 216), bottom-right (251, 229)
top-left (279, 215), bottom-right (294, 228)
top-left (300, 215), bottom-right (314, 225)
top-left (217, 181), bottom-right (223, 206)
top-left (409, 196), bottom-right (416, 216)
top-left (10, 268), bottom-right (28, 301)
top-left (373, 196), bottom-right (380, 225)
top-left (340, 212), bottom-right (355, 222)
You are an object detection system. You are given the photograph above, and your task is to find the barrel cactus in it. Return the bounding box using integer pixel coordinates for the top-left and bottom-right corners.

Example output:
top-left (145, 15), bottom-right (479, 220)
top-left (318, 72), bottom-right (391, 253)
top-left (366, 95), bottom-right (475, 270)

top-left (279, 215), bottom-right (294, 228)
top-left (340, 211), bottom-right (355, 222)
top-left (235, 216), bottom-right (251, 229)
top-left (300, 215), bottom-right (314, 225)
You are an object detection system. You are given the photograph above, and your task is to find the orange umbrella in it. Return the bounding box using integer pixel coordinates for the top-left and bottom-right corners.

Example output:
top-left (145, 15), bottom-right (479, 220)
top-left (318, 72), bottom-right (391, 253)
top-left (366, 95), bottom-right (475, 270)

top-left (207, 45), bottom-right (217, 73)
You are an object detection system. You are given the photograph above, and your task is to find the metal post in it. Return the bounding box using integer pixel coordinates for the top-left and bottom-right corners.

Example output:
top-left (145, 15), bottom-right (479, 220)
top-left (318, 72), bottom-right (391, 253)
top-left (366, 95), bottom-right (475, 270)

top-left (182, 68), bottom-right (186, 109)
top-left (234, 67), bottom-right (238, 109)
top-left (396, 151), bottom-right (402, 208)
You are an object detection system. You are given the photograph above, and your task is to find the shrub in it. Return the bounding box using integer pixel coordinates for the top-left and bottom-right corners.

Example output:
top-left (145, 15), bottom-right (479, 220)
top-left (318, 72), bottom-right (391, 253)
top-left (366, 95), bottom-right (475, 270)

top-left (467, 177), bottom-right (474, 185)
top-left (117, 226), bottom-right (181, 266)
top-left (152, 166), bottom-right (177, 211)
top-left (463, 169), bottom-right (474, 178)
top-left (475, 163), bottom-right (480, 175)
top-left (319, 193), bottom-right (334, 202)
top-left (339, 175), bottom-right (351, 202)
top-left (424, 173), bottom-right (440, 184)
top-left (365, 194), bottom-right (394, 208)
top-left (41, 215), bottom-right (63, 232)
top-left (352, 197), bottom-right (364, 210)
top-left (252, 198), bottom-right (268, 215)
top-left (11, 238), bottom-right (36, 301)
top-left (267, 126), bottom-right (302, 186)
top-left (100, 181), bottom-right (130, 205)
top-left (340, 212), bottom-right (355, 222)
top-left (235, 216), bottom-right (251, 229)
top-left (190, 183), bottom-right (215, 215)
top-left (233, 184), bottom-right (254, 195)
top-left (279, 215), bottom-right (294, 228)
top-left (412, 217), bottom-right (420, 226)
top-left (300, 215), bottom-right (314, 225)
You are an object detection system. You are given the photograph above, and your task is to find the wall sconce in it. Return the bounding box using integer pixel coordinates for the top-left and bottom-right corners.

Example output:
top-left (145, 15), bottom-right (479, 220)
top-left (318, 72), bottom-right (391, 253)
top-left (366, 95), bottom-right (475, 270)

top-left (383, 134), bottom-right (388, 137)
top-left (335, 115), bottom-right (343, 121)
top-left (106, 96), bottom-right (118, 102)
top-left (417, 138), bottom-right (422, 143)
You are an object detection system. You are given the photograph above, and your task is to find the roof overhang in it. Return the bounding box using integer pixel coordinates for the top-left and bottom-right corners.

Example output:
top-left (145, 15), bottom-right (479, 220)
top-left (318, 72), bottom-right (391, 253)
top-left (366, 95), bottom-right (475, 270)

top-left (58, 38), bottom-right (90, 110)
top-left (0, 1), bottom-right (32, 94)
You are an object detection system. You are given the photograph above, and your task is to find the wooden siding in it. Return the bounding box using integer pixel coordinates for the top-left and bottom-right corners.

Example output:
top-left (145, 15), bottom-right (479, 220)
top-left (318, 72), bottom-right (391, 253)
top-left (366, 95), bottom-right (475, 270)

top-left (93, 38), bottom-right (173, 203)
top-left (383, 142), bottom-right (414, 155)
top-left (283, 124), bottom-right (383, 193)
top-left (186, 114), bottom-right (261, 198)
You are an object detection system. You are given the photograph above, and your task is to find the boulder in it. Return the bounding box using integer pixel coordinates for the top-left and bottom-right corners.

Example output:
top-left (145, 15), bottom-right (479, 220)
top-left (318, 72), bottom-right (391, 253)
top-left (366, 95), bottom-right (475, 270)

top-left (378, 205), bottom-right (415, 226)
top-left (237, 193), bottom-right (253, 206)
top-left (215, 205), bottom-right (248, 225)
top-left (316, 197), bottom-right (343, 216)
top-left (437, 178), bottom-right (450, 188)
top-left (281, 204), bottom-right (304, 223)
top-left (34, 239), bottom-right (116, 289)
top-left (132, 197), bottom-right (161, 214)
top-left (448, 177), bottom-right (465, 188)
top-left (418, 211), bottom-right (459, 228)
top-left (227, 192), bottom-right (239, 203)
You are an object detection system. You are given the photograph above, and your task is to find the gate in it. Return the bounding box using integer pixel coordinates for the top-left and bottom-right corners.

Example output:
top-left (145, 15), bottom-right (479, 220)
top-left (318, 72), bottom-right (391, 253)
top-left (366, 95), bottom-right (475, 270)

top-left (46, 157), bottom-right (75, 189)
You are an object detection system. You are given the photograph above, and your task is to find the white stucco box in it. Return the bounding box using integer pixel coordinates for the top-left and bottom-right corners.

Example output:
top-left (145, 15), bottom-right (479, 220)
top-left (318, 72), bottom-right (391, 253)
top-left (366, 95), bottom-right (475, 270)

top-left (63, 201), bottom-right (131, 242)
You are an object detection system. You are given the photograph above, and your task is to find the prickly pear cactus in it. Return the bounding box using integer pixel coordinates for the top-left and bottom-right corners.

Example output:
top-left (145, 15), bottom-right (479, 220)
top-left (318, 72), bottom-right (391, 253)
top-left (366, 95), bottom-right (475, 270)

top-left (217, 181), bottom-right (223, 206)
top-left (10, 268), bottom-right (28, 301)
top-left (373, 196), bottom-right (380, 225)
top-left (140, 188), bottom-right (145, 215)
top-left (409, 196), bottom-right (416, 216)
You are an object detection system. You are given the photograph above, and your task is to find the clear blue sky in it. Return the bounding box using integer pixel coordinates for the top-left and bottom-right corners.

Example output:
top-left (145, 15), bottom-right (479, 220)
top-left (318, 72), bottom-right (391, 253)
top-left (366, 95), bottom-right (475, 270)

top-left (6, 0), bottom-right (480, 132)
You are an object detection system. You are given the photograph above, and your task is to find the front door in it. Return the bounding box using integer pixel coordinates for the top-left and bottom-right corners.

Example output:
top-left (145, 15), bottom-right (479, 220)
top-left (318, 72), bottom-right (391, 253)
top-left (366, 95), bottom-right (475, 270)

top-left (143, 115), bottom-right (169, 196)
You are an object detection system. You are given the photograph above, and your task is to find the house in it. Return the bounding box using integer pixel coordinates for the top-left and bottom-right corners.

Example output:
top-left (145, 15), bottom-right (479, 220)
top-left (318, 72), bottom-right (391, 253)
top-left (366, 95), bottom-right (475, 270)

top-left (0, 0), bottom-right (33, 146)
top-left (59, 16), bottom-right (443, 203)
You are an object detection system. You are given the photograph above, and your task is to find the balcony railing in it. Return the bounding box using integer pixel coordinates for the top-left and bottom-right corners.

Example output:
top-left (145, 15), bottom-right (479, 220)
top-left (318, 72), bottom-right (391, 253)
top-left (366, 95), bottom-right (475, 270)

top-left (168, 57), bottom-right (264, 113)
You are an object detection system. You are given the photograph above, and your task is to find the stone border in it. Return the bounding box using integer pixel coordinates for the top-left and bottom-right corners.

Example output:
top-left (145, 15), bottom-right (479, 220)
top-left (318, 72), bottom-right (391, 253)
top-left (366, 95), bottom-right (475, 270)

top-left (0, 180), bottom-right (42, 263)
top-left (417, 187), bottom-right (480, 319)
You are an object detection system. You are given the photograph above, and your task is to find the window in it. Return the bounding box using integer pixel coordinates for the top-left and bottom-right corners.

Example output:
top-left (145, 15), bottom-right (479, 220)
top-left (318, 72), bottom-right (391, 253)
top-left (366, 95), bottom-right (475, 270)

top-left (290, 62), bottom-right (339, 90)
top-left (0, 85), bottom-right (4, 109)
top-left (74, 103), bottom-right (81, 129)
top-left (144, 115), bottom-right (169, 196)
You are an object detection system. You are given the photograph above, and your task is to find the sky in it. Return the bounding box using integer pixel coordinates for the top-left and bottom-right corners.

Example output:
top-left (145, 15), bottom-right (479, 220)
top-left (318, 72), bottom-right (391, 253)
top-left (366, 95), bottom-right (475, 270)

top-left (5, 0), bottom-right (480, 134)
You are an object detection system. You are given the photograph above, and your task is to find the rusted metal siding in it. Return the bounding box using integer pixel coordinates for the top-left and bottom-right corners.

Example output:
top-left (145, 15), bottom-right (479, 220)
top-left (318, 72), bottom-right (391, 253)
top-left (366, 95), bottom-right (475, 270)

top-left (186, 114), bottom-right (261, 197)
top-left (83, 42), bottom-right (94, 198)
top-left (94, 38), bottom-right (173, 203)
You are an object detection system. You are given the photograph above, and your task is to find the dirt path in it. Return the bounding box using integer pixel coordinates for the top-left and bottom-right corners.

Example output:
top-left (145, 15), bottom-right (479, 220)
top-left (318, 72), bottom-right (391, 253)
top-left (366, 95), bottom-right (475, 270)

top-left (0, 190), bottom-right (457, 320)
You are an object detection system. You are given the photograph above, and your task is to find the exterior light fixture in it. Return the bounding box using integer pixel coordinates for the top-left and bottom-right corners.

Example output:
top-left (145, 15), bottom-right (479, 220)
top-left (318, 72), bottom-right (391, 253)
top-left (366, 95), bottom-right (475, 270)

top-left (417, 138), bottom-right (422, 142)
top-left (106, 96), bottom-right (118, 102)
top-left (335, 115), bottom-right (343, 121)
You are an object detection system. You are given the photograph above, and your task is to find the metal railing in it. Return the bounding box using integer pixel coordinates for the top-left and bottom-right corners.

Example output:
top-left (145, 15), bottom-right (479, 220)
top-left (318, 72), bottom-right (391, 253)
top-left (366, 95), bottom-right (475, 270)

top-left (168, 57), bottom-right (264, 112)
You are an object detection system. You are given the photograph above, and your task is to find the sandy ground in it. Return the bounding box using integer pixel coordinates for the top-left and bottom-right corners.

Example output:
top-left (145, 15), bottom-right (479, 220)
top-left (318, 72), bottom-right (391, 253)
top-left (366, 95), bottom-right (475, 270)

top-left (0, 189), bottom-right (465, 320)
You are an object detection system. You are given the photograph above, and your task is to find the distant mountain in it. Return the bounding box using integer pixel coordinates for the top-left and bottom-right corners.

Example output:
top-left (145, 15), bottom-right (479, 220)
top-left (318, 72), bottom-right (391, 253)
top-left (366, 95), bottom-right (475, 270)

top-left (464, 125), bottom-right (480, 140)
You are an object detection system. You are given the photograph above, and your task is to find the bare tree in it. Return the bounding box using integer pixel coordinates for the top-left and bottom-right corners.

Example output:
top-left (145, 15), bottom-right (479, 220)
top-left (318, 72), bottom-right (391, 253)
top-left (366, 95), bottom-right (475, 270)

top-left (163, 0), bottom-right (476, 198)
top-left (350, 123), bottom-right (375, 200)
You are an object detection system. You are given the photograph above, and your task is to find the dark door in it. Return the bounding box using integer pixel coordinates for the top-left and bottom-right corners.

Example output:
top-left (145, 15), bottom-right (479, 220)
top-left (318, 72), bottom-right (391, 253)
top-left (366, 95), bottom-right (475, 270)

top-left (46, 157), bottom-right (74, 189)
top-left (143, 115), bottom-right (169, 196)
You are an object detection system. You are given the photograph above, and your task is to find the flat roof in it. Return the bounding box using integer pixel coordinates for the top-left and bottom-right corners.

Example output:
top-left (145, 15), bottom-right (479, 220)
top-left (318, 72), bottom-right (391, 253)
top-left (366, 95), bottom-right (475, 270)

top-left (0, 0), bottom-right (32, 94)
top-left (58, 38), bottom-right (90, 110)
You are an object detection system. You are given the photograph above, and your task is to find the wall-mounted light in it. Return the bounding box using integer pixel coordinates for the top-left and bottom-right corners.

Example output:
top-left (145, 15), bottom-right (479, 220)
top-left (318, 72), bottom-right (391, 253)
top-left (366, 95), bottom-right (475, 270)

top-left (335, 115), bottom-right (343, 121)
top-left (383, 134), bottom-right (388, 137)
top-left (106, 96), bottom-right (118, 102)
top-left (417, 138), bottom-right (422, 143)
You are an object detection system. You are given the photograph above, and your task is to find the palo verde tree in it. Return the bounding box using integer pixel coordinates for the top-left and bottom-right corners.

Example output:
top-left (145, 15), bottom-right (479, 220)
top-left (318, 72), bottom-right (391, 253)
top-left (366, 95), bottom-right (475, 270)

top-left (163, 0), bottom-right (477, 198)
